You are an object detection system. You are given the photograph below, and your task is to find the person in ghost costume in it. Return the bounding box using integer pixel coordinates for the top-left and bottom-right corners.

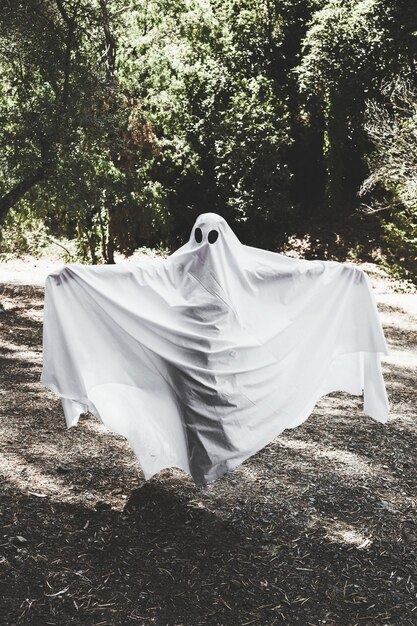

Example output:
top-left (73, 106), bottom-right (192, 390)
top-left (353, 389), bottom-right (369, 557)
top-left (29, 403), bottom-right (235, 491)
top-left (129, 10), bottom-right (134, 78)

top-left (41, 213), bottom-right (389, 485)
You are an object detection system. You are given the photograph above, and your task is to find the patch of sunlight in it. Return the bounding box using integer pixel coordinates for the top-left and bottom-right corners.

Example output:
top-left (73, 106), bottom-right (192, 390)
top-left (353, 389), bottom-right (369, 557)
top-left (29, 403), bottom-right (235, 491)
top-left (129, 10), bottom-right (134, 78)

top-left (0, 300), bottom-right (15, 311)
top-left (0, 451), bottom-right (105, 507)
top-left (0, 259), bottom-right (56, 286)
top-left (15, 382), bottom-right (43, 392)
top-left (325, 521), bottom-right (372, 549)
top-left (383, 349), bottom-right (417, 369)
top-left (387, 412), bottom-right (416, 425)
top-left (0, 451), bottom-right (72, 497)
top-left (1, 340), bottom-right (42, 363)
top-left (21, 307), bottom-right (43, 322)
top-left (234, 463), bottom-right (259, 484)
top-left (379, 313), bottom-right (415, 334)
top-left (378, 293), bottom-right (417, 319)
top-left (279, 438), bottom-right (376, 477)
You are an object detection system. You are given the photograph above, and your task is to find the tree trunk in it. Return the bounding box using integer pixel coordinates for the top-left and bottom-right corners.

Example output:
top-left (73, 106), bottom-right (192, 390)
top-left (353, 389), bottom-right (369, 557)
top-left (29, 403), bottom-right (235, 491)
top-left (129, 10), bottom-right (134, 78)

top-left (99, 0), bottom-right (117, 266)
top-left (0, 167), bottom-right (46, 226)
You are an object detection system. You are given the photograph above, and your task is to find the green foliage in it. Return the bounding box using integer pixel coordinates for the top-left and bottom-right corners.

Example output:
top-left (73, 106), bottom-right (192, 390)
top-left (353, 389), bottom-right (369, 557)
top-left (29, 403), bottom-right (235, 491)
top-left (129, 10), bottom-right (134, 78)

top-left (0, 0), bottom-right (416, 280)
top-left (118, 0), bottom-right (296, 248)
top-left (0, 205), bottom-right (50, 258)
top-left (361, 80), bottom-right (417, 281)
top-left (0, 0), bottom-right (158, 262)
top-left (214, 74), bottom-right (293, 246)
top-left (382, 212), bottom-right (417, 282)
top-left (298, 0), bottom-right (417, 216)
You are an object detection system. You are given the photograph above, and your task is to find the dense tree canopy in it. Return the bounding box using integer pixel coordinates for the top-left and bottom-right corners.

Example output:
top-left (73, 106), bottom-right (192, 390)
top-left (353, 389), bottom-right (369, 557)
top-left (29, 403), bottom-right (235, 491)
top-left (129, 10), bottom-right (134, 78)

top-left (0, 0), bottom-right (416, 277)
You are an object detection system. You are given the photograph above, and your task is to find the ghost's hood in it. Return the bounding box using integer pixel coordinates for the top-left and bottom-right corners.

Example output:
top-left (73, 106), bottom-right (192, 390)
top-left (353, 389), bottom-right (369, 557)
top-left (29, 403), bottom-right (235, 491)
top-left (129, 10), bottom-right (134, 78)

top-left (169, 213), bottom-right (252, 299)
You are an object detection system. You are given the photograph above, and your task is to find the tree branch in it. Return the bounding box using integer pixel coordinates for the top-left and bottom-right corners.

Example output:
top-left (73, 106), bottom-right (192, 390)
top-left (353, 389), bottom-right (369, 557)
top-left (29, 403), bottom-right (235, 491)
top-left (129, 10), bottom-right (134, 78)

top-left (0, 167), bottom-right (46, 225)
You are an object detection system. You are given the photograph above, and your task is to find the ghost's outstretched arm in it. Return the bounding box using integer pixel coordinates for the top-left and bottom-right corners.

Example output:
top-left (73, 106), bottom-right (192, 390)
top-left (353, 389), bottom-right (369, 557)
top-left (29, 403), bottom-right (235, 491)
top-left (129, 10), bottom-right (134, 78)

top-left (248, 249), bottom-right (365, 286)
top-left (47, 261), bottom-right (137, 286)
top-left (248, 251), bottom-right (327, 283)
top-left (42, 257), bottom-right (166, 428)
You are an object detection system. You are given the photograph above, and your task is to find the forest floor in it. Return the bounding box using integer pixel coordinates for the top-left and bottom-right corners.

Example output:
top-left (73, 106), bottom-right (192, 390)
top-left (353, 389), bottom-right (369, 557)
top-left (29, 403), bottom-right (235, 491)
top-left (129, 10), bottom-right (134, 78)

top-left (0, 257), bottom-right (416, 626)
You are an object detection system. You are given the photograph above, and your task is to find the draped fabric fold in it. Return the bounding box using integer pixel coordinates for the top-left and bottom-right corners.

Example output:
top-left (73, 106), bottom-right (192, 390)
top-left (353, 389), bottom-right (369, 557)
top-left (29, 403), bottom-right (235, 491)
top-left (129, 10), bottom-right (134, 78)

top-left (41, 213), bottom-right (389, 485)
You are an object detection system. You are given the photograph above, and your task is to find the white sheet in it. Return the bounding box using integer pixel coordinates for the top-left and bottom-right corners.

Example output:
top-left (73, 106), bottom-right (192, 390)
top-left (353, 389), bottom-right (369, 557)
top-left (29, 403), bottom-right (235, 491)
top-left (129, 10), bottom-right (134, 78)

top-left (41, 213), bottom-right (389, 485)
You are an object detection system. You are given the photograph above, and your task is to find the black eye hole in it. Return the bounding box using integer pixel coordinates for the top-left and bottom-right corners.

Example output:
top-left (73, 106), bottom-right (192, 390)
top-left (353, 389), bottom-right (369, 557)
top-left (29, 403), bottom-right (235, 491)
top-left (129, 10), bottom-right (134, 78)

top-left (208, 229), bottom-right (218, 244)
top-left (194, 227), bottom-right (202, 243)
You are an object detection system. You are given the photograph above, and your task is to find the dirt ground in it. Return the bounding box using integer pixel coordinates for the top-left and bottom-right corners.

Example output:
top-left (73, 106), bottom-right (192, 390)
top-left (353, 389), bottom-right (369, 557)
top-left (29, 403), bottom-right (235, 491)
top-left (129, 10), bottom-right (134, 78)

top-left (0, 257), bottom-right (416, 626)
